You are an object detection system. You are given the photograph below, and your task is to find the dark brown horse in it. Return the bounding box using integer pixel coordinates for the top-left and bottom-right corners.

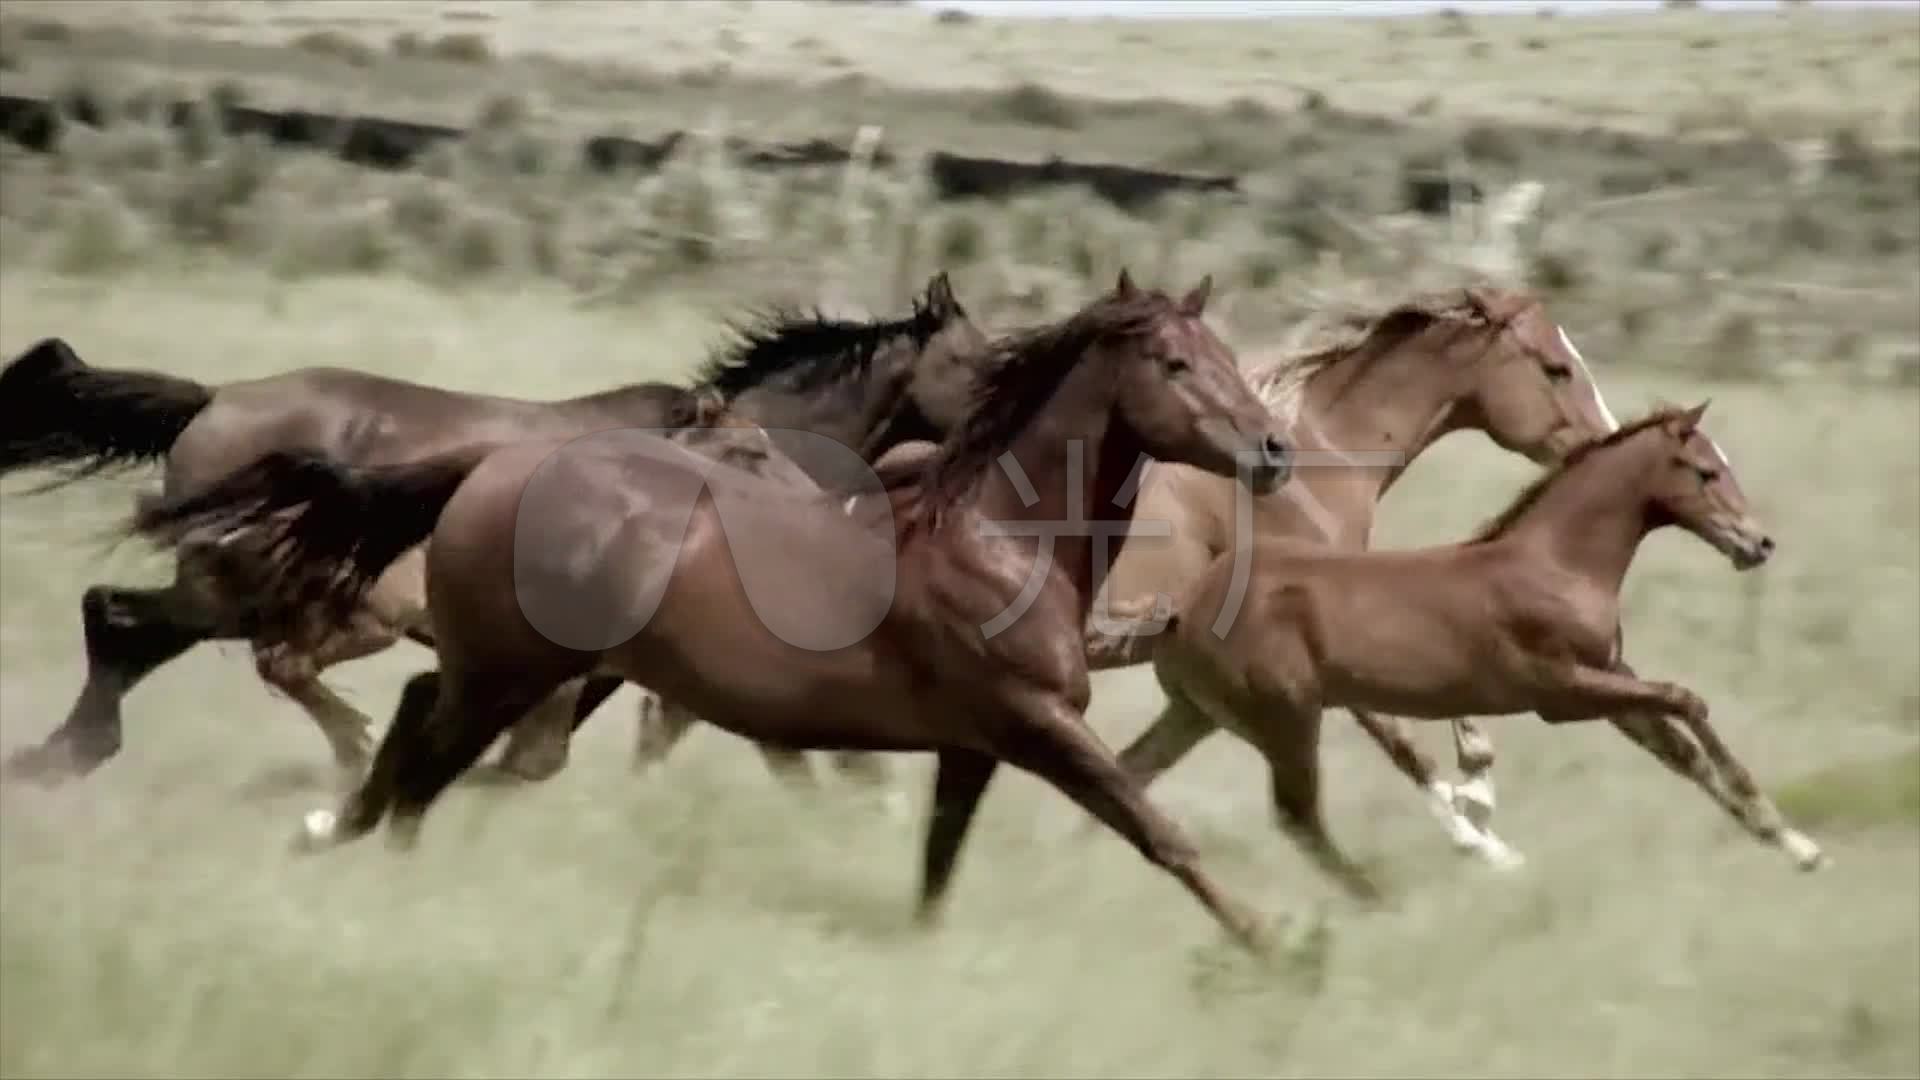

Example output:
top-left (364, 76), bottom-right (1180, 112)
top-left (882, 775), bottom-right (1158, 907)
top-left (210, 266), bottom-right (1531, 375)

top-left (1146, 402), bottom-right (1823, 899)
top-left (130, 271), bottom-right (1296, 951)
top-left (0, 274), bottom-right (988, 784)
top-left (1084, 287), bottom-right (1623, 866)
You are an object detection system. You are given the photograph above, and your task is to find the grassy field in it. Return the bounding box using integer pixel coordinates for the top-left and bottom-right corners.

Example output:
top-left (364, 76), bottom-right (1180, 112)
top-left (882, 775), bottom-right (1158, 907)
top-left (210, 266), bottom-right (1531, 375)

top-left (2, 2), bottom-right (1918, 1078)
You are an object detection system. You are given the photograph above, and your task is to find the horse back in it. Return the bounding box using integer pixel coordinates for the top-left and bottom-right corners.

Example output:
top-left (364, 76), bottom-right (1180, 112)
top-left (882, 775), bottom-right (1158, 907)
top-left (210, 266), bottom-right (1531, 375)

top-left (165, 367), bottom-right (664, 500)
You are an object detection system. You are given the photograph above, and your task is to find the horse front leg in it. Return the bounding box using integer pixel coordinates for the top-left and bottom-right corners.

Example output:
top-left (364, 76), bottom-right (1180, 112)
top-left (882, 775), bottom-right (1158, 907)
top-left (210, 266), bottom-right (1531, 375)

top-left (495, 677), bottom-right (595, 782)
top-left (955, 692), bottom-right (1270, 954)
top-left (1596, 663), bottom-right (1824, 871)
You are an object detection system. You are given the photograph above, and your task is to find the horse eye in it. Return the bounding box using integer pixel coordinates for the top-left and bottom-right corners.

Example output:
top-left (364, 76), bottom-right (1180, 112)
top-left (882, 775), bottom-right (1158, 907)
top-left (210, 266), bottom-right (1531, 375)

top-left (1543, 360), bottom-right (1573, 381)
top-left (1695, 466), bottom-right (1718, 482)
top-left (1164, 356), bottom-right (1192, 375)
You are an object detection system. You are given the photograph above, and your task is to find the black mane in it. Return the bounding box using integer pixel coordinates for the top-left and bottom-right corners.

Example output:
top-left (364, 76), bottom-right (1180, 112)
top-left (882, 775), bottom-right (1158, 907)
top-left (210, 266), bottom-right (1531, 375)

top-left (694, 303), bottom-right (948, 401)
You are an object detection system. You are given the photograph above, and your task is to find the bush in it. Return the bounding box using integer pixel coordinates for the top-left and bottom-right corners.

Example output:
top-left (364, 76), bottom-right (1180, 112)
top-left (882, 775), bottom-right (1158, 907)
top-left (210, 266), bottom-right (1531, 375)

top-left (1775, 747), bottom-right (1920, 831)
top-left (986, 82), bottom-right (1081, 129)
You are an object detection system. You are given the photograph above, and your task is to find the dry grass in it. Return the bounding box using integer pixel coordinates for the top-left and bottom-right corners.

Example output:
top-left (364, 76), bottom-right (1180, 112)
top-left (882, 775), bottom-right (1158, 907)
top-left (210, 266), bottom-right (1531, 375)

top-left (0, 6), bottom-right (1916, 382)
top-left (0, 5), bottom-right (1917, 1077)
top-left (4, 0), bottom-right (1917, 142)
top-left (0, 265), bottom-right (1915, 1079)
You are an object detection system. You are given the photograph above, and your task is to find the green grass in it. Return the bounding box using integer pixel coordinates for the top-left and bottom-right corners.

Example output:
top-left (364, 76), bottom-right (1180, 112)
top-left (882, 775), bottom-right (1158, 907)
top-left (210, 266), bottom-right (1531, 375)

top-left (1775, 746), bottom-right (1920, 832)
top-left (1, 263), bottom-right (1916, 1079)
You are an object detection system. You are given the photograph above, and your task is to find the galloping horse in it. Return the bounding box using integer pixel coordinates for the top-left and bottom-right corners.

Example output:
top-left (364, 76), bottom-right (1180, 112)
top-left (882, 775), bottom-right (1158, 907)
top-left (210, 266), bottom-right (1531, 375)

top-left (1146, 401), bottom-right (1824, 899)
top-left (0, 273), bottom-right (987, 784)
top-left (1084, 287), bottom-right (1623, 865)
top-left (130, 271), bottom-right (1297, 952)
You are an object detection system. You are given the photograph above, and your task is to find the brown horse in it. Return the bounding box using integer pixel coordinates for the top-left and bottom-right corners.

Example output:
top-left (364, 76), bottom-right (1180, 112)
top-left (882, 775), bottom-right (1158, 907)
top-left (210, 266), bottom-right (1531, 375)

top-left (129, 271), bottom-right (1297, 952)
top-left (1084, 287), bottom-right (1623, 867)
top-left (0, 274), bottom-right (988, 784)
top-left (1144, 401), bottom-right (1824, 900)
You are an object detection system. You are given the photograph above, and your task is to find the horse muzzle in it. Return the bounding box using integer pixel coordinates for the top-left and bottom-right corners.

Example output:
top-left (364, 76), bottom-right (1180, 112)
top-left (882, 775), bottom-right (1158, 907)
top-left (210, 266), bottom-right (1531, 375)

top-left (1243, 434), bottom-right (1292, 494)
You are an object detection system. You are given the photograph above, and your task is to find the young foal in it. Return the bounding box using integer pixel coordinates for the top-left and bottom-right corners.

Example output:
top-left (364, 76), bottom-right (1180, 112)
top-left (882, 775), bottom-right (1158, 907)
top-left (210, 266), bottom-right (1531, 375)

top-left (130, 272), bottom-right (1297, 952)
top-left (1147, 402), bottom-right (1823, 899)
top-left (0, 274), bottom-right (987, 784)
top-left (1085, 287), bottom-right (1622, 866)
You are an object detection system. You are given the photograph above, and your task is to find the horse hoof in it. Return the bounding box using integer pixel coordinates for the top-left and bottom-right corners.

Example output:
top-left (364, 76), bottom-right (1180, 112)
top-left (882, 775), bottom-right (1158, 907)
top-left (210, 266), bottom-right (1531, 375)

top-left (3, 738), bottom-right (107, 786)
top-left (1477, 836), bottom-right (1527, 872)
top-left (292, 809), bottom-right (337, 854)
top-left (1782, 829), bottom-right (1827, 872)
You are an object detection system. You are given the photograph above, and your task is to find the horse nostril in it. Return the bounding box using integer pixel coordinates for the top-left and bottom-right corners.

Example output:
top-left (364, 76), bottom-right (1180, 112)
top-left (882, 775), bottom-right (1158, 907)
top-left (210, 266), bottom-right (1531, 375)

top-left (1758, 536), bottom-right (1776, 556)
top-left (1260, 435), bottom-right (1291, 468)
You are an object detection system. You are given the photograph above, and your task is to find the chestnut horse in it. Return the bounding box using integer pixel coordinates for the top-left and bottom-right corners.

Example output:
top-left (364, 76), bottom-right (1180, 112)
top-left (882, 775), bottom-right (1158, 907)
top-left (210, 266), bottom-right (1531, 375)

top-left (129, 272), bottom-right (1296, 952)
top-left (1084, 287), bottom-right (1623, 866)
top-left (0, 274), bottom-right (987, 784)
top-left (1146, 401), bottom-right (1823, 900)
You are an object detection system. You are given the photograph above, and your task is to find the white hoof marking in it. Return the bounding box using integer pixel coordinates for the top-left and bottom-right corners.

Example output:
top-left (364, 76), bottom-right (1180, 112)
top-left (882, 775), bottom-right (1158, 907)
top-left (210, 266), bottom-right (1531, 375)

top-left (1781, 829), bottom-right (1826, 871)
top-left (1474, 830), bottom-right (1527, 871)
top-left (1426, 782), bottom-right (1487, 852)
top-left (296, 808), bottom-right (338, 853)
top-left (1453, 775), bottom-right (1497, 832)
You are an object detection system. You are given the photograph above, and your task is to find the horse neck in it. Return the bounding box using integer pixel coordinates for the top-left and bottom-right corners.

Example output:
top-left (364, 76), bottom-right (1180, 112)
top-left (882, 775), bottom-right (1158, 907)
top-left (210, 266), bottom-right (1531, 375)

top-left (1501, 445), bottom-right (1657, 592)
top-left (1266, 329), bottom-right (1467, 547)
top-left (970, 357), bottom-right (1137, 610)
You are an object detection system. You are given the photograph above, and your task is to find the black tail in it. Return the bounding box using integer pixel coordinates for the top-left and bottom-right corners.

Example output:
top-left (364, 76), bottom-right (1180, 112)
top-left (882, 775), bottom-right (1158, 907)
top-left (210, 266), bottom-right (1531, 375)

top-left (127, 446), bottom-right (490, 641)
top-left (0, 338), bottom-right (214, 488)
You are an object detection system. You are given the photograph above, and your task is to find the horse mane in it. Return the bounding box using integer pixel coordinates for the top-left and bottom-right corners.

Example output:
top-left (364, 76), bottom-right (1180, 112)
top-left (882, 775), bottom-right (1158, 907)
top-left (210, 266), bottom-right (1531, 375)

top-left (1467, 403), bottom-right (1689, 543)
top-left (912, 290), bottom-right (1171, 523)
top-left (693, 292), bottom-right (952, 401)
top-left (1244, 286), bottom-right (1534, 423)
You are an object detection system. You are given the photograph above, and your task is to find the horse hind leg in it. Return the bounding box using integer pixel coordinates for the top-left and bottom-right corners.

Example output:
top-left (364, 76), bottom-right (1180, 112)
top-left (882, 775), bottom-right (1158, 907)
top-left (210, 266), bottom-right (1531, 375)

top-left (296, 669), bottom-right (441, 854)
top-left (251, 613), bottom-right (403, 777)
top-left (5, 579), bottom-right (216, 783)
top-left (629, 693), bottom-right (820, 789)
top-left (1347, 707), bottom-right (1523, 870)
top-left (495, 676), bottom-right (598, 782)
top-left (386, 672), bottom-right (580, 851)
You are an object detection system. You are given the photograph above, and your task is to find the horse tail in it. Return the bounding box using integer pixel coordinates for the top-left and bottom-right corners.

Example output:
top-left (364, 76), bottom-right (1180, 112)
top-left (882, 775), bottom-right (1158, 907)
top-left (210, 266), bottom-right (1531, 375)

top-left (126, 445), bottom-right (492, 639)
top-left (0, 338), bottom-right (214, 487)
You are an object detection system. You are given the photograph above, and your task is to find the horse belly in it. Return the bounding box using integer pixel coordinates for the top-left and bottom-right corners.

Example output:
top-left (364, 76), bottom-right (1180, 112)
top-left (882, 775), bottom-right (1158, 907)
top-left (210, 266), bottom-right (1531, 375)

top-left (615, 516), bottom-right (928, 752)
top-left (623, 623), bottom-right (926, 752)
top-left (1310, 575), bottom-right (1501, 719)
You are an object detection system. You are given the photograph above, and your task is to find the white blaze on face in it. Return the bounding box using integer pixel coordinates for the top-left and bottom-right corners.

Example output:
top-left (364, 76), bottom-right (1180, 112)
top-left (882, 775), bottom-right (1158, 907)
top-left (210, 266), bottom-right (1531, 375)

top-left (1556, 325), bottom-right (1620, 433)
top-left (1703, 432), bottom-right (1733, 472)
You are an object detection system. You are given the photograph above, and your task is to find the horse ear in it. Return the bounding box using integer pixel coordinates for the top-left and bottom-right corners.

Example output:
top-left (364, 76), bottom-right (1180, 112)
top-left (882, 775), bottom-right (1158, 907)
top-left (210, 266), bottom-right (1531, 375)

top-left (1465, 285), bottom-right (1526, 324)
top-left (923, 271), bottom-right (959, 319)
top-left (1681, 399), bottom-right (1711, 430)
top-left (1115, 267), bottom-right (1140, 299)
top-left (1178, 275), bottom-right (1213, 317)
